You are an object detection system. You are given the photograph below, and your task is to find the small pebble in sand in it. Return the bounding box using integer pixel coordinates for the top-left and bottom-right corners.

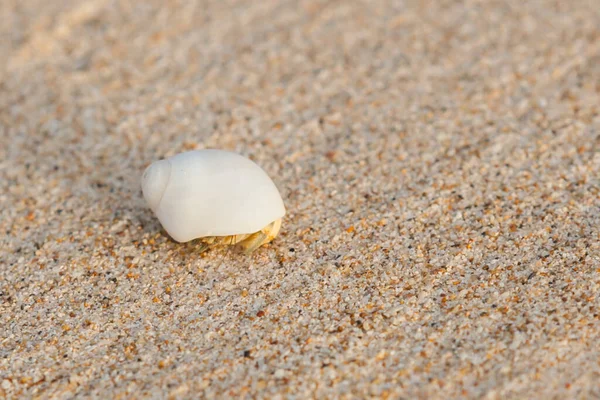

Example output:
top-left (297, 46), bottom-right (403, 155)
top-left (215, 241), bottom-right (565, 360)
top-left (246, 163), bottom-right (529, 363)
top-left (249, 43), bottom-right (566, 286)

top-left (141, 150), bottom-right (286, 253)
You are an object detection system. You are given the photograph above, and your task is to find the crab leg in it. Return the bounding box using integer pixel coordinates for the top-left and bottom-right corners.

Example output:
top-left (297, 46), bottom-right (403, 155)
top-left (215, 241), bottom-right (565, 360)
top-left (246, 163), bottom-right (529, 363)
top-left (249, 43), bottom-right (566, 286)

top-left (196, 219), bottom-right (282, 254)
top-left (237, 219), bottom-right (282, 253)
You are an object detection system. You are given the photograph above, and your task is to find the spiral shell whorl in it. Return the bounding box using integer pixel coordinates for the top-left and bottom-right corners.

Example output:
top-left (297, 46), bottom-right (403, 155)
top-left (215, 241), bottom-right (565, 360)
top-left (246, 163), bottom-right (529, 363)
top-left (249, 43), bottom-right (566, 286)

top-left (141, 159), bottom-right (171, 211)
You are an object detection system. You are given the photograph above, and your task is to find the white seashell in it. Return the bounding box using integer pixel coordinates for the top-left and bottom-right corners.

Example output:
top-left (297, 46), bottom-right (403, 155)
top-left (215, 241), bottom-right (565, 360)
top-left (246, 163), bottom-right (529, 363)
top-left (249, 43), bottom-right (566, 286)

top-left (141, 150), bottom-right (286, 252)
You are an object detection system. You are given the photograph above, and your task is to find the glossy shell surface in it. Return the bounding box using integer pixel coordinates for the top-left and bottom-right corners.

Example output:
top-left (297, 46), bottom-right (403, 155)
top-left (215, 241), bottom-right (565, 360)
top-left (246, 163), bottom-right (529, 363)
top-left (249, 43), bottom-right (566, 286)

top-left (141, 150), bottom-right (285, 242)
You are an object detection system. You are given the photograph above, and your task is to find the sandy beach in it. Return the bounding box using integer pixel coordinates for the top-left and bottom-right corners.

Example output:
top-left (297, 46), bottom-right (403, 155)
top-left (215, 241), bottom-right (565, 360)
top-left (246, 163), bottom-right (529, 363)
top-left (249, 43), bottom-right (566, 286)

top-left (1, 0), bottom-right (599, 398)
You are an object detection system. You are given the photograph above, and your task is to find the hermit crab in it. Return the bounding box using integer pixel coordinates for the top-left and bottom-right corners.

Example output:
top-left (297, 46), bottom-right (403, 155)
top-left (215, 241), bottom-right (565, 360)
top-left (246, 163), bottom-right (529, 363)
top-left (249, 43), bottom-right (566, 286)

top-left (141, 150), bottom-right (285, 253)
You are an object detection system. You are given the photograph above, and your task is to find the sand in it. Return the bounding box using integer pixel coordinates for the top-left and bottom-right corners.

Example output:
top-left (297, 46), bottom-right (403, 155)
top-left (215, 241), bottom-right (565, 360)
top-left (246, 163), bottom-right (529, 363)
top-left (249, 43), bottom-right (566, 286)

top-left (1, 0), bottom-right (599, 398)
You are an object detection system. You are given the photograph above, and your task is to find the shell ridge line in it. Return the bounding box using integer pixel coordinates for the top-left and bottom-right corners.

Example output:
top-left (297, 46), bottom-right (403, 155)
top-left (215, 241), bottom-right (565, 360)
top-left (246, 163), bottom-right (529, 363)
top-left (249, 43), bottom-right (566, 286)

top-left (155, 159), bottom-right (173, 211)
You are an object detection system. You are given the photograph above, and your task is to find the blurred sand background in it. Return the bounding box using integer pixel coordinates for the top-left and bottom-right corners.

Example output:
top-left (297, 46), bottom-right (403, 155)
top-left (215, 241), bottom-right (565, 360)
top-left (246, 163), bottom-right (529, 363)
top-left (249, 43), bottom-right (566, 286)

top-left (1, 0), bottom-right (600, 398)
